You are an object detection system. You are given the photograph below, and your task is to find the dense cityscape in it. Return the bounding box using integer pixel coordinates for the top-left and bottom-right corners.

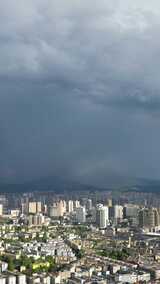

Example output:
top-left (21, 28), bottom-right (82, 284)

top-left (0, 190), bottom-right (159, 283)
top-left (1, 0), bottom-right (160, 283)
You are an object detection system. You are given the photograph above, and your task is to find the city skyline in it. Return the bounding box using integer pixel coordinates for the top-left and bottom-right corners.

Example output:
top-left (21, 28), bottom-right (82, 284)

top-left (1, 2), bottom-right (160, 283)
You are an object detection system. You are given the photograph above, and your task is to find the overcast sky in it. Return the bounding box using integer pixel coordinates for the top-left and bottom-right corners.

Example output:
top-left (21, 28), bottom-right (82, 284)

top-left (0, 0), bottom-right (160, 186)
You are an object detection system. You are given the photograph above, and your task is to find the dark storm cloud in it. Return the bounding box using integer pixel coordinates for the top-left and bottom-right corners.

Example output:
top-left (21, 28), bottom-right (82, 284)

top-left (0, 0), bottom-right (160, 185)
top-left (1, 0), bottom-right (160, 106)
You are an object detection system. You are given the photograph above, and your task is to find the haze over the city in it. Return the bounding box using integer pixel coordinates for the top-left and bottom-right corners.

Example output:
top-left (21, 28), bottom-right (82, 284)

top-left (1, 0), bottom-right (160, 187)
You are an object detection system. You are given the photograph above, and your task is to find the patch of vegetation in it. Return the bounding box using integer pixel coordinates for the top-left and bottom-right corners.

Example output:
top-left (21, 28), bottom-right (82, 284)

top-left (97, 248), bottom-right (130, 261)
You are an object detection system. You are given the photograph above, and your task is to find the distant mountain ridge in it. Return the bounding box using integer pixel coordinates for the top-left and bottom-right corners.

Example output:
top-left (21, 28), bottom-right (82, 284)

top-left (0, 176), bottom-right (106, 193)
top-left (0, 175), bottom-right (160, 194)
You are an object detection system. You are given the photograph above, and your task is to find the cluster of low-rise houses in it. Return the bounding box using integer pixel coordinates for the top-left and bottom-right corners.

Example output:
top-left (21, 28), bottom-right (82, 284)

top-left (1, 193), bottom-right (160, 282)
top-left (0, 225), bottom-right (159, 283)
top-left (22, 239), bottom-right (76, 261)
top-left (0, 257), bottom-right (153, 284)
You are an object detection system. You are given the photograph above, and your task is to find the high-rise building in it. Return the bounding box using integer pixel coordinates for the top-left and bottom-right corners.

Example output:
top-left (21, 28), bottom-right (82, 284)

top-left (28, 202), bottom-right (37, 214)
top-left (138, 208), bottom-right (159, 228)
top-left (28, 213), bottom-right (45, 226)
top-left (123, 204), bottom-right (139, 219)
top-left (86, 199), bottom-right (92, 211)
top-left (87, 207), bottom-right (96, 223)
top-left (0, 196), bottom-right (8, 215)
top-left (106, 199), bottom-right (112, 207)
top-left (81, 198), bottom-right (88, 207)
top-left (67, 200), bottom-right (74, 213)
top-left (21, 203), bottom-right (28, 215)
top-left (96, 204), bottom-right (109, 228)
top-left (36, 202), bottom-right (42, 213)
top-left (58, 200), bottom-right (66, 216)
top-left (43, 204), bottom-right (48, 214)
top-left (76, 206), bottom-right (86, 223)
top-left (74, 200), bottom-right (80, 209)
top-left (10, 209), bottom-right (20, 218)
top-left (49, 204), bottom-right (58, 218)
top-left (0, 204), bottom-right (3, 216)
top-left (28, 202), bottom-right (42, 214)
top-left (114, 205), bottom-right (123, 220)
top-left (49, 200), bottom-right (66, 218)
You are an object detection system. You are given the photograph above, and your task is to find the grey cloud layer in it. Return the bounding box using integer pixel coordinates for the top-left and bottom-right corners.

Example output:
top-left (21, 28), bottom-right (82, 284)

top-left (0, 0), bottom-right (160, 184)
top-left (1, 0), bottom-right (160, 109)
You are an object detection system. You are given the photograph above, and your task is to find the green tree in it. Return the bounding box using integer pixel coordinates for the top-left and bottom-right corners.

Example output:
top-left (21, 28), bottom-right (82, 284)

top-left (8, 257), bottom-right (15, 271)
